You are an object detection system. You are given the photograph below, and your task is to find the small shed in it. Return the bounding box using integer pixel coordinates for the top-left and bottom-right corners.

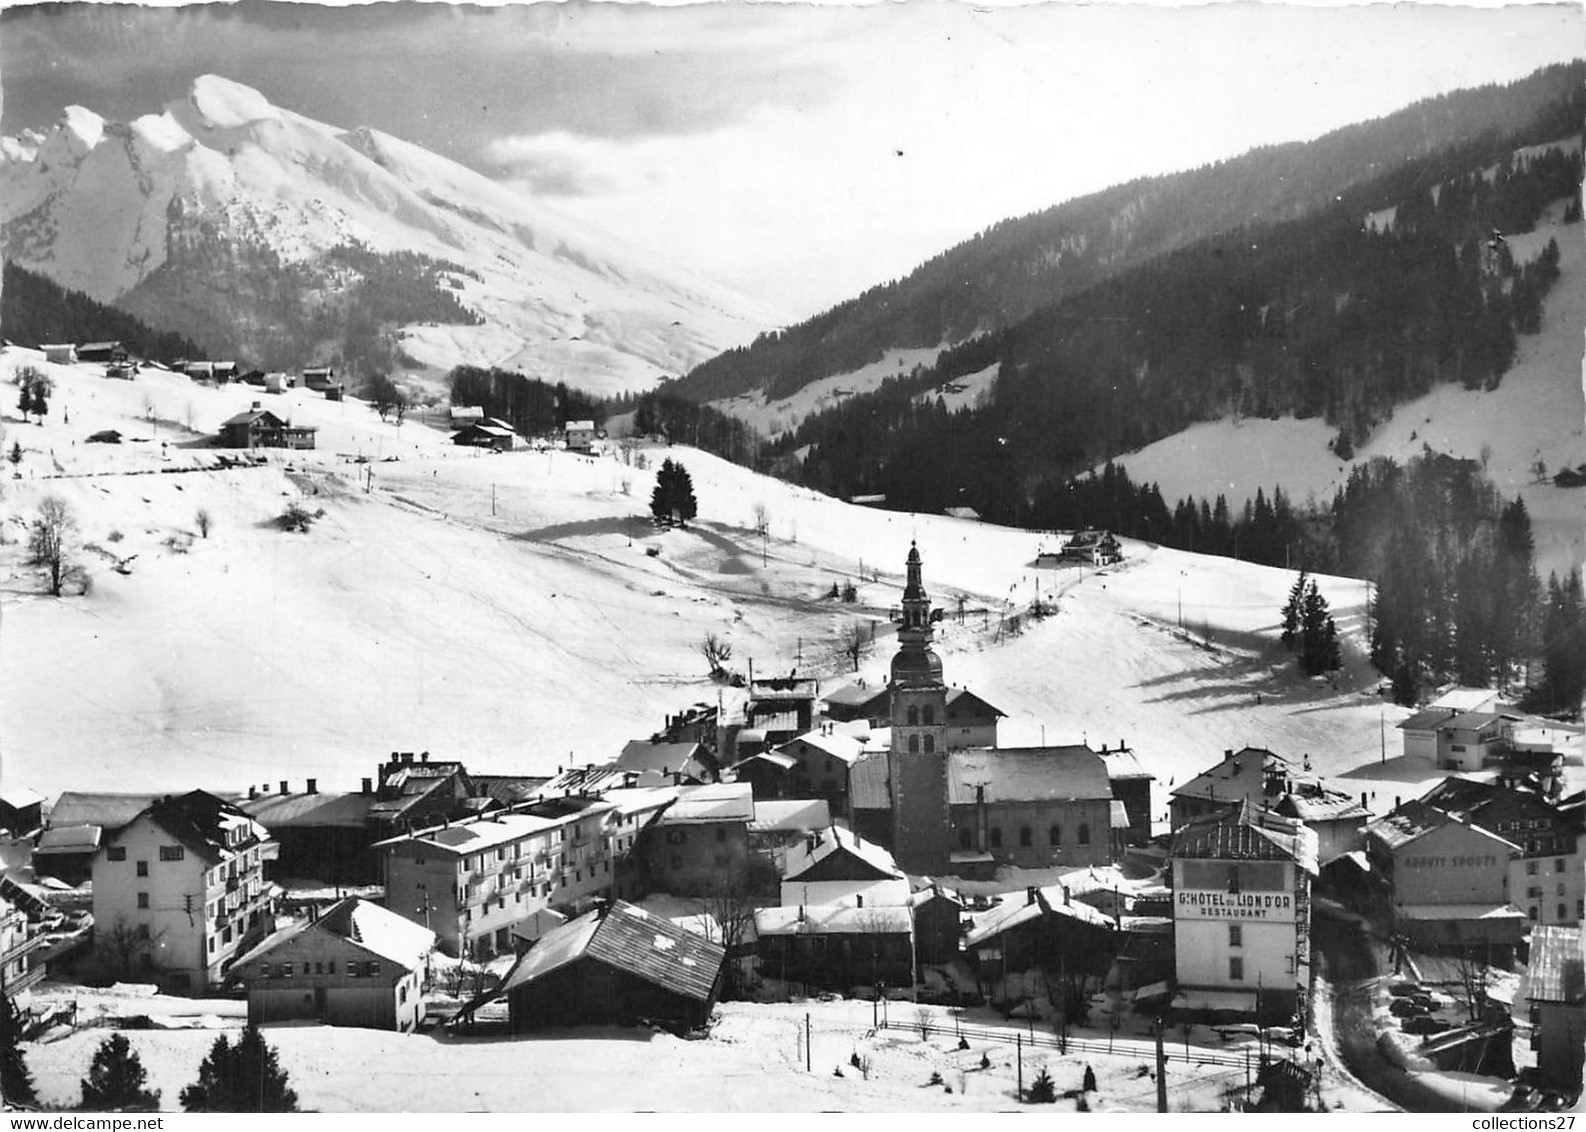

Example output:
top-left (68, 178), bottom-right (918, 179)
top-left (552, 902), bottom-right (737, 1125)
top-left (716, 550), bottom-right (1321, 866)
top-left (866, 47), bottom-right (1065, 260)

top-left (185, 362), bottom-right (214, 381)
top-left (302, 367), bottom-right (336, 392)
top-left (494, 901), bottom-right (725, 1033)
top-left (76, 341), bottom-right (126, 364)
top-left (452, 423), bottom-right (516, 451)
top-left (41, 344), bottom-right (77, 365)
top-left (565, 419), bottom-right (598, 453)
top-left (449, 405), bottom-right (484, 428)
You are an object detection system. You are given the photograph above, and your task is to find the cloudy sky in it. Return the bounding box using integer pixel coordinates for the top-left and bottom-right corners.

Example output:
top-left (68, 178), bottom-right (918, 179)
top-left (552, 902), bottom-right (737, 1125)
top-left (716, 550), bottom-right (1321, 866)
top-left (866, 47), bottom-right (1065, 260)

top-left (2, 1), bottom-right (1581, 318)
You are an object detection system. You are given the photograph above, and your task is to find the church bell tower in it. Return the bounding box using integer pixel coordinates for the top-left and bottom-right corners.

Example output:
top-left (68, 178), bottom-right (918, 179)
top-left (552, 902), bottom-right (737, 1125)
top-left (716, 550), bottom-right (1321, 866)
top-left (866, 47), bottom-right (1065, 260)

top-left (889, 543), bottom-right (950, 874)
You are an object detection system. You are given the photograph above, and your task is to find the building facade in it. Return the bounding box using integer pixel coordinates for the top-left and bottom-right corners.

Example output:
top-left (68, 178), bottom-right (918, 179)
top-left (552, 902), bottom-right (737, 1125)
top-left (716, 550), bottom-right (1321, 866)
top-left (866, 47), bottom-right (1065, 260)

top-left (91, 791), bottom-right (278, 993)
top-left (1170, 808), bottom-right (1315, 1023)
top-left (889, 543), bottom-right (952, 874)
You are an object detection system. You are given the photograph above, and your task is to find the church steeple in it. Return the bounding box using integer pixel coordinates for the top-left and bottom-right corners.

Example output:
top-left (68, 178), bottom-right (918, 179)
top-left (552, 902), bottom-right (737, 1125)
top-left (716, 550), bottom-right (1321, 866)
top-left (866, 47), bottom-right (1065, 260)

top-left (891, 542), bottom-right (943, 688)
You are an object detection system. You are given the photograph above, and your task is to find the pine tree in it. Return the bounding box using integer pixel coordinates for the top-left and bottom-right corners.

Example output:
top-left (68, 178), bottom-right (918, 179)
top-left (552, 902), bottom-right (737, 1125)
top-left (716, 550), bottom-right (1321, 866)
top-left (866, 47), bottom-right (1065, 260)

top-left (1299, 580), bottom-right (1341, 676)
top-left (0, 991), bottom-right (36, 1107)
top-left (1281, 570), bottom-right (1309, 651)
top-left (650, 459), bottom-right (699, 527)
top-left (80, 1033), bottom-right (160, 1111)
top-left (672, 462), bottom-right (698, 524)
top-left (1025, 1066), bottom-right (1056, 1103)
top-left (180, 1026), bottom-right (298, 1113)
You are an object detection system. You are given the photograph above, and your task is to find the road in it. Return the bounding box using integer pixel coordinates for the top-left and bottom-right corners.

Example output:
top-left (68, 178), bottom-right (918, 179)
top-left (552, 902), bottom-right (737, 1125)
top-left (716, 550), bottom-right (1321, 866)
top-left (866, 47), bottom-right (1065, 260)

top-left (1314, 914), bottom-right (1468, 1112)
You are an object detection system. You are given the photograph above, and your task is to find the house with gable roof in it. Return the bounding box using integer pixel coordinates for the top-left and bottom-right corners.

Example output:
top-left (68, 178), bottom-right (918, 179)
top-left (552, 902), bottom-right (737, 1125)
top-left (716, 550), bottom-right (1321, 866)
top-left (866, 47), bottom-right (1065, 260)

top-left (232, 896), bottom-right (434, 1030)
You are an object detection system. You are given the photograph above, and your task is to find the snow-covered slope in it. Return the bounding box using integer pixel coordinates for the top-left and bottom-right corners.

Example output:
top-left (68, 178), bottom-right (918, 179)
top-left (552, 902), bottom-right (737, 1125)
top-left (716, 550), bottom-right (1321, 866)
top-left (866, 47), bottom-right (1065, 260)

top-left (2, 347), bottom-right (1421, 821)
top-left (0, 75), bottom-right (774, 396)
top-left (1114, 194), bottom-right (1585, 582)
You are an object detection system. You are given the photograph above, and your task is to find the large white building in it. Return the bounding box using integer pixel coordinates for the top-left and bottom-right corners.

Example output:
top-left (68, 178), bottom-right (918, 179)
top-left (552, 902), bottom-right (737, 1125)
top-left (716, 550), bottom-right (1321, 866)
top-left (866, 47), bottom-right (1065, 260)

top-left (91, 791), bottom-right (279, 993)
top-left (1170, 804), bottom-right (1317, 1024)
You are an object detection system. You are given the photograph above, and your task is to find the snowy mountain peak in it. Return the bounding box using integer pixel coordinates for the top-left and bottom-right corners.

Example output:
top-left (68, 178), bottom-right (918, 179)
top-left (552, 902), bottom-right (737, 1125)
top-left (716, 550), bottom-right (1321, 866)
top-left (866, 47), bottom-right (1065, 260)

top-left (185, 74), bottom-right (282, 131)
top-left (1, 75), bottom-right (771, 395)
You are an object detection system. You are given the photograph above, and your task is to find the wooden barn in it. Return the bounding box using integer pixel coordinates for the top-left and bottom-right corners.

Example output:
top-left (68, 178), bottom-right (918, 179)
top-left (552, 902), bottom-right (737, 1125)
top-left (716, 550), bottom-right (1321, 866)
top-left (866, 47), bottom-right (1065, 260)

top-left (493, 901), bottom-right (725, 1033)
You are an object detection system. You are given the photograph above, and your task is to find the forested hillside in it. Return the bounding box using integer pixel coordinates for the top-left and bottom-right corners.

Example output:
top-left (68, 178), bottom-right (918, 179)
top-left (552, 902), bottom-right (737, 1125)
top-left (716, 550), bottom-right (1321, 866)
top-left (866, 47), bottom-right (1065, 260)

top-left (670, 61), bottom-right (1584, 406)
top-left (777, 121), bottom-right (1579, 522)
top-left (0, 261), bottom-right (205, 362)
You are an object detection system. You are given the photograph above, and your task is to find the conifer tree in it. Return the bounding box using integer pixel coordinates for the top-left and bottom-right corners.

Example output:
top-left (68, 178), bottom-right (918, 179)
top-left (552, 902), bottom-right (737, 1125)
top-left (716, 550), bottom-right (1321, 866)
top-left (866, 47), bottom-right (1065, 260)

top-left (180, 1026), bottom-right (297, 1113)
top-left (1281, 570), bottom-right (1309, 650)
top-left (80, 1033), bottom-right (160, 1111)
top-left (1025, 1066), bottom-right (1056, 1104)
top-left (1299, 580), bottom-right (1341, 676)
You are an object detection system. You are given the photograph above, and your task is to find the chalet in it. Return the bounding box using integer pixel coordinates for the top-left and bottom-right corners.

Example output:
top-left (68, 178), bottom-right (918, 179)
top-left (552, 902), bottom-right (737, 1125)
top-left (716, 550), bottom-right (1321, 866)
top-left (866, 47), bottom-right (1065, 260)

top-left (91, 790), bottom-right (279, 993)
top-left (233, 897), bottom-right (433, 1031)
top-left (184, 362), bottom-right (214, 381)
top-left (212, 361), bottom-right (239, 382)
top-left (964, 884), bottom-right (1116, 989)
top-left (822, 681), bottom-right (891, 727)
top-left (615, 740), bottom-right (714, 785)
top-left (301, 367), bottom-right (336, 392)
top-left (1061, 530), bottom-right (1122, 566)
top-left (910, 884), bottom-right (965, 967)
top-left (1169, 805), bottom-right (1316, 1023)
top-left (564, 420), bottom-right (599, 454)
top-left (364, 752), bottom-right (482, 841)
top-left (237, 780), bottom-right (377, 886)
top-left (754, 903), bottom-right (914, 991)
top-left (491, 901), bottom-right (725, 1033)
top-left (218, 403), bottom-right (317, 450)
top-left (1519, 925), bottom-right (1585, 1093)
top-left (263, 372), bottom-right (292, 393)
top-left (448, 405), bottom-right (484, 427)
top-left (40, 344), bottom-right (77, 365)
top-left (1169, 747), bottom-right (1289, 829)
top-left (451, 421), bottom-right (517, 451)
top-left (783, 824), bottom-right (900, 886)
top-left (744, 726), bottom-right (865, 812)
top-left (1364, 799), bottom-right (1526, 955)
top-left (637, 783), bottom-right (755, 897)
top-left (76, 341), bottom-right (126, 364)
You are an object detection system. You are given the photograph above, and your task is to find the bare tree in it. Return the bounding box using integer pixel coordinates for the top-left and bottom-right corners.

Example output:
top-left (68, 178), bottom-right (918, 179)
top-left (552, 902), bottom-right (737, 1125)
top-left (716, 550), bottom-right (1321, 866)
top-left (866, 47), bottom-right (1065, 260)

top-left (841, 621), bottom-right (871, 671)
top-left (700, 632), bottom-right (733, 677)
top-left (195, 508), bottom-right (213, 539)
top-left (700, 883), bottom-right (759, 1000)
top-left (752, 502), bottom-right (770, 536)
top-left (29, 496), bottom-right (85, 596)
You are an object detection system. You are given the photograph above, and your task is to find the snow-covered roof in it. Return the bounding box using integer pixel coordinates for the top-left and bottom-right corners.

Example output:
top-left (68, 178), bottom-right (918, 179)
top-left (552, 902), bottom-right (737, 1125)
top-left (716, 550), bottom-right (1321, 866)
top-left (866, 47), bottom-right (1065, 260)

top-left (233, 897), bottom-right (434, 973)
top-left (963, 887), bottom-right (1113, 947)
top-left (0, 787), bottom-right (44, 809)
top-left (823, 682), bottom-right (888, 709)
top-left (1428, 688), bottom-right (1503, 713)
top-left (776, 728), bottom-right (865, 766)
top-left (947, 746), bottom-right (1110, 804)
top-left (749, 798), bottom-right (831, 833)
top-left (617, 740), bottom-right (707, 777)
top-left (754, 904), bottom-right (912, 936)
top-left (565, 420), bottom-right (596, 432)
top-left (238, 791), bottom-right (372, 829)
top-left (782, 824), bottom-right (900, 882)
top-left (1524, 924), bottom-right (1584, 1004)
top-left (657, 783), bottom-right (754, 825)
top-left (1171, 747), bottom-right (1288, 803)
top-left (778, 878), bottom-right (912, 909)
top-left (496, 901), bottom-right (724, 1003)
top-left (35, 824), bottom-right (100, 853)
top-left (1099, 747), bottom-right (1151, 781)
top-left (375, 803), bottom-right (614, 855)
top-left (1395, 903), bottom-right (1527, 922)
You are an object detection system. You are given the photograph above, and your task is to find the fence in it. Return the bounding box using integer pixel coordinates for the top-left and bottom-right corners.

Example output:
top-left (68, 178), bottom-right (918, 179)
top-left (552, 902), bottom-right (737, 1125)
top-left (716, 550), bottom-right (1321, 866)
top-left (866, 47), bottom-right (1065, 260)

top-left (878, 1017), bottom-right (1261, 1070)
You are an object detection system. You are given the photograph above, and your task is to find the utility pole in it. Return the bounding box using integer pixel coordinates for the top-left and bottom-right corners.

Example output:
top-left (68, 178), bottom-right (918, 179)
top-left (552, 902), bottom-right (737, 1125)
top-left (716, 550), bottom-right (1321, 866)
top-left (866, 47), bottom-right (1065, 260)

top-left (1016, 1033), bottom-right (1023, 1100)
top-left (492, 483), bottom-right (497, 517)
top-left (1156, 1019), bottom-right (1168, 1113)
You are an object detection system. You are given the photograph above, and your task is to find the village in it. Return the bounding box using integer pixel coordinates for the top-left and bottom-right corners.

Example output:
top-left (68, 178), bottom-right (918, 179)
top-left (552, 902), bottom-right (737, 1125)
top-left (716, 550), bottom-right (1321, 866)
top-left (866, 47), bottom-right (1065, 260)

top-left (0, 344), bottom-right (1582, 1114)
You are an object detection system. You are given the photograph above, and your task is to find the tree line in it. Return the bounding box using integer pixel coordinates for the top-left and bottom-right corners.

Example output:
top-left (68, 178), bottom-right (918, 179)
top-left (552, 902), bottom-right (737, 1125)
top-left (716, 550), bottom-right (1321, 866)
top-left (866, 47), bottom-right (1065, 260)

top-left (448, 365), bottom-right (601, 436)
top-left (1, 261), bottom-right (205, 362)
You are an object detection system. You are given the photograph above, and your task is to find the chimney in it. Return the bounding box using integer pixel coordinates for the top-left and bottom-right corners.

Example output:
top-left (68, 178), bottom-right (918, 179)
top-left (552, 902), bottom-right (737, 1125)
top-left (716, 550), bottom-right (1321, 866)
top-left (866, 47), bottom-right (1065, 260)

top-left (855, 894), bottom-right (864, 908)
top-left (1026, 885), bottom-right (1039, 906)
top-left (362, 777), bottom-right (373, 795)
top-left (1061, 885), bottom-right (1071, 906)
top-left (306, 778), bottom-right (318, 795)
top-left (252, 401), bottom-right (261, 410)
top-left (402, 752), bottom-right (414, 765)
top-left (1395, 795), bottom-right (1402, 808)
top-left (1225, 749), bottom-right (1233, 759)
top-left (421, 751), bottom-right (429, 763)
top-left (1362, 793), bottom-right (1368, 809)
top-left (248, 785), bottom-right (258, 800)
top-left (279, 780), bottom-right (289, 796)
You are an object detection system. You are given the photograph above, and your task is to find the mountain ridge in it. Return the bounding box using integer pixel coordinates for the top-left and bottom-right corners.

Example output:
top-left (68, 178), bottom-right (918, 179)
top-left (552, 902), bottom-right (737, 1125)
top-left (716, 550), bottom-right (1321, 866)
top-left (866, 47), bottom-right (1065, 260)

top-left (0, 74), bottom-right (773, 395)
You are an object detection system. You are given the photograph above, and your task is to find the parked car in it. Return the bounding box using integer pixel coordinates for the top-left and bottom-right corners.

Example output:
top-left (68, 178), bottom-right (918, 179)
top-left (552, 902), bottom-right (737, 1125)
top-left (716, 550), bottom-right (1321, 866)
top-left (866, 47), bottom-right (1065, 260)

top-left (1402, 1016), bottom-right (1452, 1036)
top-left (1389, 998), bottom-right (1427, 1018)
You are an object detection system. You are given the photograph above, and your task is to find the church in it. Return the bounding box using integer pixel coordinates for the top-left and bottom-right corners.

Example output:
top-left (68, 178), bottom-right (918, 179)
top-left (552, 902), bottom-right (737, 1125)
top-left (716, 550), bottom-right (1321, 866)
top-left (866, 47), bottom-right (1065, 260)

top-left (851, 544), bottom-right (1122, 876)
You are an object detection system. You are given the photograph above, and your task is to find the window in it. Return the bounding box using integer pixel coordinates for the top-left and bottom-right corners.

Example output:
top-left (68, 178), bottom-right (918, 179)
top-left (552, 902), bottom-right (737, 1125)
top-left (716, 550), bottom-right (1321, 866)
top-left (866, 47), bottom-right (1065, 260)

top-left (208, 938), bottom-right (216, 954)
top-left (1527, 861), bottom-right (1540, 875)
top-left (1577, 899), bottom-right (1583, 920)
top-left (136, 861), bottom-right (148, 877)
top-left (1528, 886), bottom-right (1542, 898)
top-left (314, 962), bottom-right (323, 975)
top-left (1228, 924), bottom-right (1242, 948)
top-left (1561, 904), bottom-right (1569, 922)
top-left (923, 705), bottom-right (935, 725)
top-left (107, 846), bottom-right (126, 862)
top-left (1019, 827), bottom-right (1032, 848)
top-left (159, 845), bottom-right (185, 862)
top-left (907, 706), bottom-right (919, 726)
top-left (1229, 956), bottom-right (1244, 981)
top-left (959, 829), bottom-right (974, 851)
top-left (1557, 859), bottom-right (1568, 873)
top-left (1284, 955), bottom-right (1296, 975)
top-left (715, 828), bottom-right (727, 843)
top-left (1049, 826), bottom-right (1062, 846)
top-left (1078, 824), bottom-right (1091, 846)
top-left (923, 735), bottom-right (935, 753)
top-left (1530, 906), bottom-right (1539, 921)
top-left (908, 735), bottom-right (919, 754)
top-left (348, 964), bottom-right (360, 979)
top-left (665, 829), bottom-right (687, 845)
top-left (326, 961), bottom-right (335, 975)
top-left (136, 893), bottom-right (149, 910)
top-left (400, 984), bottom-right (408, 1005)
top-left (1559, 884), bottom-right (1568, 896)
top-left (368, 962), bottom-right (380, 976)
top-left (136, 924), bottom-right (150, 941)
top-left (989, 828), bottom-right (1003, 849)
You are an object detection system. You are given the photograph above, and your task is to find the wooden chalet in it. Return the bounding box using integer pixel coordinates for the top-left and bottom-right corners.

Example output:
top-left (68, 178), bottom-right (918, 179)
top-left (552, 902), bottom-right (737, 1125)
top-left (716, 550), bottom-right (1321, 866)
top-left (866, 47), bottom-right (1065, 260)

top-left (218, 402), bottom-right (316, 450)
